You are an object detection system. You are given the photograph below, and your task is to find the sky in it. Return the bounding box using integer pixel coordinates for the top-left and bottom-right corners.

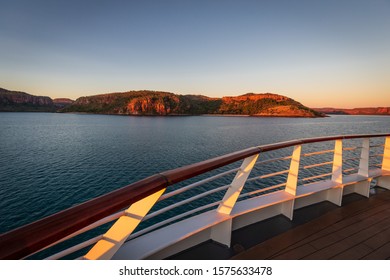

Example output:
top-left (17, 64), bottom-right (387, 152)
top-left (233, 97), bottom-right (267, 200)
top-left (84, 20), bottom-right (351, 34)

top-left (0, 0), bottom-right (389, 108)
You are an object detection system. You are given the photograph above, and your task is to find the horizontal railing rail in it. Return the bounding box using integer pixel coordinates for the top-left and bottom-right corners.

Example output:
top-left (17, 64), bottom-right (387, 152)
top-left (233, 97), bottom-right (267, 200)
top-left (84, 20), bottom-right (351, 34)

top-left (0, 133), bottom-right (389, 260)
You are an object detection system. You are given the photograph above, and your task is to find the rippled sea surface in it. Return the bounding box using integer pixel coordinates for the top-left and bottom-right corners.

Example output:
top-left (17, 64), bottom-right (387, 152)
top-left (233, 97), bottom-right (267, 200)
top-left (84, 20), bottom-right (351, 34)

top-left (0, 113), bottom-right (389, 234)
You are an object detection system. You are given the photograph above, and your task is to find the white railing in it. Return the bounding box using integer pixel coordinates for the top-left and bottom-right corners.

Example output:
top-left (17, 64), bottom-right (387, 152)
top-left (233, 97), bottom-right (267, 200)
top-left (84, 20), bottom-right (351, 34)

top-left (1, 134), bottom-right (389, 260)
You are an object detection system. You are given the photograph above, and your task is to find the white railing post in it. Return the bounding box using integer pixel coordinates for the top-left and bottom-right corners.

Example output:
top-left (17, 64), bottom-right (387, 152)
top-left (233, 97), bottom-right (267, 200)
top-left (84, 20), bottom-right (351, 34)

top-left (285, 145), bottom-right (301, 196)
top-left (378, 136), bottom-right (390, 190)
top-left (217, 154), bottom-right (259, 215)
top-left (210, 154), bottom-right (259, 246)
top-left (358, 138), bottom-right (370, 177)
top-left (282, 145), bottom-right (301, 219)
top-left (382, 136), bottom-right (390, 172)
top-left (331, 139), bottom-right (343, 184)
top-left (326, 139), bottom-right (344, 205)
top-left (83, 188), bottom-right (166, 260)
top-left (354, 138), bottom-right (371, 197)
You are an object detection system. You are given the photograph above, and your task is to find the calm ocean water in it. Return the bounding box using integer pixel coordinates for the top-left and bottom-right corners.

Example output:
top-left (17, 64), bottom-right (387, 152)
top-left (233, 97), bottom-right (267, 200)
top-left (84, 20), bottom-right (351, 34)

top-left (0, 112), bottom-right (389, 235)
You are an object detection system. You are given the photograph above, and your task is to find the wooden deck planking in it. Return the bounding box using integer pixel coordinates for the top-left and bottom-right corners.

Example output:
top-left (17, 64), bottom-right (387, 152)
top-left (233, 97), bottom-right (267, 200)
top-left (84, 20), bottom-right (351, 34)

top-left (362, 242), bottom-right (390, 260)
top-left (331, 243), bottom-right (374, 260)
top-left (278, 203), bottom-right (390, 253)
top-left (233, 188), bottom-right (390, 260)
top-left (301, 216), bottom-right (390, 259)
top-left (332, 227), bottom-right (390, 259)
top-left (304, 210), bottom-right (390, 251)
top-left (363, 227), bottom-right (390, 249)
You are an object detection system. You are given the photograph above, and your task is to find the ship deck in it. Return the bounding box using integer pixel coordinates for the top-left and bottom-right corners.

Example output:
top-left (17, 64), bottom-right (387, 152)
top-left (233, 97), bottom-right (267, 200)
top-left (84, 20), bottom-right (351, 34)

top-left (170, 187), bottom-right (390, 260)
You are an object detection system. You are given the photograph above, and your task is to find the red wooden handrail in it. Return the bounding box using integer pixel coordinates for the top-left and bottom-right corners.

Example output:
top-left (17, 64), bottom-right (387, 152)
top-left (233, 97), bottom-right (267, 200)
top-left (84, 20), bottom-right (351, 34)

top-left (0, 133), bottom-right (388, 259)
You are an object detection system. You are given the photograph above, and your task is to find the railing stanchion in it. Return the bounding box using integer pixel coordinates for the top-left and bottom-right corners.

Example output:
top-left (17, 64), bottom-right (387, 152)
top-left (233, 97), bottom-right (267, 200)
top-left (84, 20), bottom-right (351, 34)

top-left (84, 188), bottom-right (166, 260)
top-left (285, 145), bottom-right (301, 196)
top-left (210, 154), bottom-right (259, 247)
top-left (358, 138), bottom-right (370, 177)
top-left (282, 145), bottom-right (301, 219)
top-left (326, 139), bottom-right (344, 205)
top-left (352, 138), bottom-right (372, 197)
top-left (378, 136), bottom-right (390, 190)
top-left (217, 154), bottom-right (259, 215)
top-left (382, 136), bottom-right (390, 172)
top-left (332, 139), bottom-right (343, 184)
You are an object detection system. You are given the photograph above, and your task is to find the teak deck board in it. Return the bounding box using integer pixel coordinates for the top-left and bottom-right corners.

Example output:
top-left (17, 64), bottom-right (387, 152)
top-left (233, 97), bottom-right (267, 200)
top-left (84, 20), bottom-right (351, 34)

top-left (233, 188), bottom-right (390, 260)
top-left (361, 242), bottom-right (390, 260)
top-left (331, 227), bottom-right (390, 259)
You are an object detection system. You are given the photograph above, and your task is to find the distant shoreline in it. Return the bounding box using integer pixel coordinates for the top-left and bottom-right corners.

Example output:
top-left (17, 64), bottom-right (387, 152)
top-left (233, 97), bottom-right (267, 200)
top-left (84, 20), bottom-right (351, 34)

top-left (2, 87), bottom-right (389, 117)
top-left (2, 111), bottom-right (390, 118)
top-left (0, 111), bottom-right (329, 118)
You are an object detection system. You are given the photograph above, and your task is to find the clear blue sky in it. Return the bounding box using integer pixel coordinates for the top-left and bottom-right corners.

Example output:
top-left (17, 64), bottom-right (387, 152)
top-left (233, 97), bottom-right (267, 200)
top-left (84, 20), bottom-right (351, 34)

top-left (1, 0), bottom-right (389, 108)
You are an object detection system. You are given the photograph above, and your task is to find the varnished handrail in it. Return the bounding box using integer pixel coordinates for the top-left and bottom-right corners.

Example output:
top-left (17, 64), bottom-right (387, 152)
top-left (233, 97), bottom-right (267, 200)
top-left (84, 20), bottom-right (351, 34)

top-left (0, 133), bottom-right (388, 259)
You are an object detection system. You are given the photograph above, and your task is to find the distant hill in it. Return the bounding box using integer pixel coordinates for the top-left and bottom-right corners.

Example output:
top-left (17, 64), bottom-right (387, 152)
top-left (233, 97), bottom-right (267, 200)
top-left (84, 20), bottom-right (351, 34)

top-left (0, 88), bottom-right (74, 112)
top-left (63, 90), bottom-right (324, 117)
top-left (61, 91), bottom-right (219, 115)
top-left (218, 93), bottom-right (323, 117)
top-left (0, 88), bottom-right (56, 112)
top-left (313, 107), bottom-right (390, 115)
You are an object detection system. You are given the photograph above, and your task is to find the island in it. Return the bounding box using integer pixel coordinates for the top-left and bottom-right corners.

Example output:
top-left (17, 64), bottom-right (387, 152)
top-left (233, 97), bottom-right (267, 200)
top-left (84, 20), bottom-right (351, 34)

top-left (1, 87), bottom-right (324, 117)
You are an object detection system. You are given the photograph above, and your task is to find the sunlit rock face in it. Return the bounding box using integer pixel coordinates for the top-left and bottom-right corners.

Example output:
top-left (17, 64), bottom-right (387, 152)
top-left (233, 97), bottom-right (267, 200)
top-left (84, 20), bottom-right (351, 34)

top-left (63, 91), bottom-right (325, 117)
top-left (126, 94), bottom-right (180, 115)
top-left (218, 93), bottom-right (324, 117)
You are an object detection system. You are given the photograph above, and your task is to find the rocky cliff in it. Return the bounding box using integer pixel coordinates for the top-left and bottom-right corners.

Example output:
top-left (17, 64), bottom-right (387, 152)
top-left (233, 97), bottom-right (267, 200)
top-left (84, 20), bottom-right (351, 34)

top-left (218, 93), bottom-right (323, 117)
top-left (63, 91), bottom-right (324, 117)
top-left (0, 88), bottom-right (56, 112)
top-left (65, 91), bottom-right (179, 114)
